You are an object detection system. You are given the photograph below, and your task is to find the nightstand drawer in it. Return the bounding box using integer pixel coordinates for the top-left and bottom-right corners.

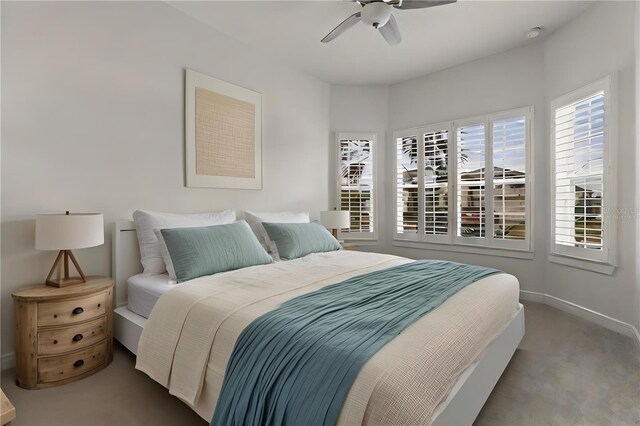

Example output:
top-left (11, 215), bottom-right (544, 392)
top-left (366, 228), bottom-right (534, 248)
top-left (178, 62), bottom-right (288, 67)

top-left (37, 341), bottom-right (106, 384)
top-left (38, 291), bottom-right (108, 327)
top-left (38, 317), bottom-right (106, 356)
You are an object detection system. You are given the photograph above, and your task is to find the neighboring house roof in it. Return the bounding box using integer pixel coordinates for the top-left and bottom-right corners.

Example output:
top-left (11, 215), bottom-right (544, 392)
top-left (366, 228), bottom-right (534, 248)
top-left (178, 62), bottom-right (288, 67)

top-left (575, 185), bottom-right (602, 196)
top-left (460, 167), bottom-right (525, 181)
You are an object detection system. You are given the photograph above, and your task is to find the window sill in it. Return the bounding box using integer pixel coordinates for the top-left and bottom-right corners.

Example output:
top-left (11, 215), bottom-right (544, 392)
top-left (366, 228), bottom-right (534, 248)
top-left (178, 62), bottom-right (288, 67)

top-left (548, 254), bottom-right (615, 275)
top-left (392, 240), bottom-right (534, 260)
top-left (342, 239), bottom-right (378, 247)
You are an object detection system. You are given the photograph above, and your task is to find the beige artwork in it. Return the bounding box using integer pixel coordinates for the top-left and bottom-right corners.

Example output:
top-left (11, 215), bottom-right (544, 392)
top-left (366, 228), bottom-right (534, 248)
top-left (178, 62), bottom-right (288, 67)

top-left (195, 87), bottom-right (256, 178)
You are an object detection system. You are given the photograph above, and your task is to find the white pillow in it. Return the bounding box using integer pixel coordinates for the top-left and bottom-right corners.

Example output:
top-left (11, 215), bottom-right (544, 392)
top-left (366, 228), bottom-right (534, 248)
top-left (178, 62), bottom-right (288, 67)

top-left (132, 209), bottom-right (236, 275)
top-left (153, 229), bottom-right (177, 280)
top-left (244, 211), bottom-right (309, 261)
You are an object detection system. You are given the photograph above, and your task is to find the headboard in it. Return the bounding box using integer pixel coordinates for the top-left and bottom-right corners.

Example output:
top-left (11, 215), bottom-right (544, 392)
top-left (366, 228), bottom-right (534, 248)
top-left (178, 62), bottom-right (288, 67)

top-left (112, 221), bottom-right (143, 308)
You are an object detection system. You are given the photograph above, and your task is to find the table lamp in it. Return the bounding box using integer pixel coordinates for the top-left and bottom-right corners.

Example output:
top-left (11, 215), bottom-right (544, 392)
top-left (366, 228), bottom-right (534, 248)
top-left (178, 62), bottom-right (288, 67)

top-left (36, 212), bottom-right (104, 287)
top-left (320, 210), bottom-right (350, 239)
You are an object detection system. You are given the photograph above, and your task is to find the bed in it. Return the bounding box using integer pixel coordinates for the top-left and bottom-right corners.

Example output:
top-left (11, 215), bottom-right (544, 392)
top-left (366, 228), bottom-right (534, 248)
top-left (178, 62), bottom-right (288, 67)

top-left (112, 221), bottom-right (524, 425)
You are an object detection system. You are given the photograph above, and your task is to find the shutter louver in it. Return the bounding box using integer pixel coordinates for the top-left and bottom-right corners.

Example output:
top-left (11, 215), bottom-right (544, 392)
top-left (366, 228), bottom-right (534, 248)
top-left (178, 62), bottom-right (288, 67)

top-left (339, 139), bottom-right (374, 235)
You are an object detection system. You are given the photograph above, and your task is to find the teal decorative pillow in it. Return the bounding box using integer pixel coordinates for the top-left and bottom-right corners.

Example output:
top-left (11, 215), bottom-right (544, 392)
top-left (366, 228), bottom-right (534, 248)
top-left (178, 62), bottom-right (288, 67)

top-left (159, 221), bottom-right (273, 283)
top-left (262, 222), bottom-right (342, 260)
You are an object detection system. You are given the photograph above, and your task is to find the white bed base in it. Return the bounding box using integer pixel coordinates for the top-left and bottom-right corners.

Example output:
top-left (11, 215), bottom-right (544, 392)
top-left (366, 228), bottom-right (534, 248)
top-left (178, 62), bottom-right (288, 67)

top-left (112, 220), bottom-right (525, 425)
top-left (112, 221), bottom-right (144, 355)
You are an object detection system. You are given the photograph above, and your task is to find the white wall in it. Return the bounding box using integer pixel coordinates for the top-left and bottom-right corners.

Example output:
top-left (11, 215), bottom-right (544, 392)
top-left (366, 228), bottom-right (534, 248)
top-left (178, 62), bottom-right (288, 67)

top-left (331, 1), bottom-right (638, 331)
top-left (387, 41), bottom-right (549, 296)
top-left (330, 85), bottom-right (389, 247)
top-left (1, 1), bottom-right (330, 361)
top-left (636, 0), bottom-right (640, 335)
top-left (542, 1), bottom-right (637, 331)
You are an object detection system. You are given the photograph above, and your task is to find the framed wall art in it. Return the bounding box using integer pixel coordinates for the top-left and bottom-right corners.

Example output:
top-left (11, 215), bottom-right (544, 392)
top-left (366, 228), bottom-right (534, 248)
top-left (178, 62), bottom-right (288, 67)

top-left (185, 69), bottom-right (262, 189)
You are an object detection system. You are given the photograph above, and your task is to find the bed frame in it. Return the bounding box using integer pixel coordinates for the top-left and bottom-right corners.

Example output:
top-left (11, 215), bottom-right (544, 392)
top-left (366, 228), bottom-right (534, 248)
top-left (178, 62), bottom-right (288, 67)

top-left (112, 220), bottom-right (525, 425)
top-left (112, 221), bottom-right (146, 355)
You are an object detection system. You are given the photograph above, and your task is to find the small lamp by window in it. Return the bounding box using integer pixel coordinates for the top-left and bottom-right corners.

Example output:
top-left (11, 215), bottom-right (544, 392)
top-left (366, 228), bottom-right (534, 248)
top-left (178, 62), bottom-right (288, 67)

top-left (36, 212), bottom-right (104, 287)
top-left (320, 210), bottom-right (350, 239)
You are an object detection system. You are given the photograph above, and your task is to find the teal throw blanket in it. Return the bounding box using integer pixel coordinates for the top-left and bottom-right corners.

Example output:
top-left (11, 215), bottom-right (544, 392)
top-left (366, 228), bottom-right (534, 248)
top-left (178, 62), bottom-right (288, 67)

top-left (211, 260), bottom-right (500, 426)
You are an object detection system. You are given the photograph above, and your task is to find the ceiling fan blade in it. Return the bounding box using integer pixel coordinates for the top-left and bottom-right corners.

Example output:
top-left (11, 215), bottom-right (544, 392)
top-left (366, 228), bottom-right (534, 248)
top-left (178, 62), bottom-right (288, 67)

top-left (393, 0), bottom-right (456, 10)
top-left (321, 12), bottom-right (362, 43)
top-left (379, 13), bottom-right (401, 46)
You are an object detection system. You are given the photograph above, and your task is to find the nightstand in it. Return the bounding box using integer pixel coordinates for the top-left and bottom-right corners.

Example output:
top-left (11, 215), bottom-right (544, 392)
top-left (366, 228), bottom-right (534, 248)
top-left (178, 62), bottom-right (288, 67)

top-left (341, 243), bottom-right (358, 251)
top-left (12, 276), bottom-right (113, 389)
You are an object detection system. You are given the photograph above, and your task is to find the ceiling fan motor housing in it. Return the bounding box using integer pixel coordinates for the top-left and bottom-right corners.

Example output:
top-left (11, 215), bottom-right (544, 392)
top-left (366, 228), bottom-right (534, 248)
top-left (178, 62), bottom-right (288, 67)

top-left (361, 2), bottom-right (391, 28)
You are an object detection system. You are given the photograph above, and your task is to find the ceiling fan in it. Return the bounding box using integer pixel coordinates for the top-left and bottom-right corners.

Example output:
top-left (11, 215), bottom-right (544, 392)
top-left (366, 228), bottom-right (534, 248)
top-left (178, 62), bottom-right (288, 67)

top-left (321, 0), bottom-right (456, 46)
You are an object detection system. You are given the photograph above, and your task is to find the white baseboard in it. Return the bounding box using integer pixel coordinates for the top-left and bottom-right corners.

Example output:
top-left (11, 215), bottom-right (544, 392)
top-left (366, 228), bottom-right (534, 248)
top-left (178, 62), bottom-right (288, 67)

top-left (520, 290), bottom-right (640, 348)
top-left (1, 352), bottom-right (15, 371)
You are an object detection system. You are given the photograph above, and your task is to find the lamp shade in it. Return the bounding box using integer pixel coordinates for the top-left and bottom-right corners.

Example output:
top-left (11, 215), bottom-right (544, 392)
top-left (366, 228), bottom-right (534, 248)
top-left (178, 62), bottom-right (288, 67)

top-left (36, 213), bottom-right (104, 250)
top-left (320, 210), bottom-right (350, 229)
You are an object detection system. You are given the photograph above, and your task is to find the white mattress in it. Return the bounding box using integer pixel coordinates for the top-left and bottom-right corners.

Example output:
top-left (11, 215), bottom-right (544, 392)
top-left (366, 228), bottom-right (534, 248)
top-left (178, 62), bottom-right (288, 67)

top-left (135, 251), bottom-right (520, 424)
top-left (127, 273), bottom-right (176, 318)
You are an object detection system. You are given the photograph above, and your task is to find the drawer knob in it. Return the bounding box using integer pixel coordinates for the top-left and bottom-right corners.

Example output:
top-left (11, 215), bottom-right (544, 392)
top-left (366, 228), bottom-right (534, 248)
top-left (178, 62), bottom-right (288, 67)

top-left (72, 307), bottom-right (84, 315)
top-left (72, 334), bottom-right (83, 342)
top-left (73, 359), bottom-right (84, 368)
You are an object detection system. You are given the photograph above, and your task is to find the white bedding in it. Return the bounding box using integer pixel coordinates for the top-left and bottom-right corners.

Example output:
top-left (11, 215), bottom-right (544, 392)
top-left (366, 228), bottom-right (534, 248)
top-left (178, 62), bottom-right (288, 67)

top-left (127, 273), bottom-right (176, 318)
top-left (136, 251), bottom-right (520, 424)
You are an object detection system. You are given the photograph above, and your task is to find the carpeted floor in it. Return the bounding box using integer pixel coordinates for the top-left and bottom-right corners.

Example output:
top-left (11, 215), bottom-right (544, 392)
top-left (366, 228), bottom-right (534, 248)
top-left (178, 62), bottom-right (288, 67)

top-left (475, 302), bottom-right (640, 426)
top-left (2, 301), bottom-right (638, 426)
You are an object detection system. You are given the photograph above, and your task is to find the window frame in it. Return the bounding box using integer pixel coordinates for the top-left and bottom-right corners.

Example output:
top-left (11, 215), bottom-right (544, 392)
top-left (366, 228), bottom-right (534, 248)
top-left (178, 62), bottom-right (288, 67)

top-left (335, 132), bottom-right (378, 241)
top-left (393, 106), bottom-right (533, 253)
top-left (549, 75), bottom-right (617, 266)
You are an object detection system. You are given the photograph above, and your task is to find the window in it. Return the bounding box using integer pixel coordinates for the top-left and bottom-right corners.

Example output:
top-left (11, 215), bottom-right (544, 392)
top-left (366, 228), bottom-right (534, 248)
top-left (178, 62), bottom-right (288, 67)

top-left (394, 107), bottom-right (532, 252)
top-left (336, 133), bottom-right (376, 240)
top-left (551, 76), bottom-right (615, 264)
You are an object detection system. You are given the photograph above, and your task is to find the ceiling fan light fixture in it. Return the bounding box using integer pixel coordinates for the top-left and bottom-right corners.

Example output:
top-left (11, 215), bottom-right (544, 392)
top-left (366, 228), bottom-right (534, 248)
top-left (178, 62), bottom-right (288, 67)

top-left (361, 2), bottom-right (392, 29)
top-left (321, 0), bottom-right (455, 45)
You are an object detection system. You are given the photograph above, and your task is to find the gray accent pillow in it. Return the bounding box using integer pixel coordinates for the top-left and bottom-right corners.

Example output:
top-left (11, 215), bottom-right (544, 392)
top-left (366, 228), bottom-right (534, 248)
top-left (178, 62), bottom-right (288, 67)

top-left (262, 222), bottom-right (342, 260)
top-left (160, 220), bottom-right (273, 283)
top-left (243, 211), bottom-right (310, 261)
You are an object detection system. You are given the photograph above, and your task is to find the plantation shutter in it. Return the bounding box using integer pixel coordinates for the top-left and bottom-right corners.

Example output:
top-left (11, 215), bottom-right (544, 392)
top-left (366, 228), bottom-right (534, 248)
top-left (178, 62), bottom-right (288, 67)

top-left (456, 122), bottom-right (486, 240)
top-left (553, 90), bottom-right (607, 258)
top-left (338, 135), bottom-right (375, 238)
top-left (492, 116), bottom-right (527, 242)
top-left (396, 134), bottom-right (419, 237)
top-left (394, 107), bottom-right (532, 251)
top-left (423, 130), bottom-right (450, 237)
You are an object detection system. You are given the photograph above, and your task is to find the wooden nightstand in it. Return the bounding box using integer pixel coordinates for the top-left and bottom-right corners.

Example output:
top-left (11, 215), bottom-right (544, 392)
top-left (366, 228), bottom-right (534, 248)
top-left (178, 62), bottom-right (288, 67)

top-left (12, 276), bottom-right (113, 389)
top-left (341, 243), bottom-right (358, 251)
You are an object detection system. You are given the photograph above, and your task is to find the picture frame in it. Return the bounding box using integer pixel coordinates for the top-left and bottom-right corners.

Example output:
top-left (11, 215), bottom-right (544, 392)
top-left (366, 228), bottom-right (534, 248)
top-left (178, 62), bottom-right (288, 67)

top-left (185, 69), bottom-right (262, 189)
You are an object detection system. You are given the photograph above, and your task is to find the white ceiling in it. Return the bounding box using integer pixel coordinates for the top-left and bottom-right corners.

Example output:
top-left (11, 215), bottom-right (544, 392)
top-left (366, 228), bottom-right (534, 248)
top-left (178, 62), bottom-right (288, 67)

top-left (168, 1), bottom-right (593, 85)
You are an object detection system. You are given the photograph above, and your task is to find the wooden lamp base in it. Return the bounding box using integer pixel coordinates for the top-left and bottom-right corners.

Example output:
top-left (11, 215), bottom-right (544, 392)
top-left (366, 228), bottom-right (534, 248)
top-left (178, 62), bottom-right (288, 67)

top-left (45, 249), bottom-right (87, 288)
